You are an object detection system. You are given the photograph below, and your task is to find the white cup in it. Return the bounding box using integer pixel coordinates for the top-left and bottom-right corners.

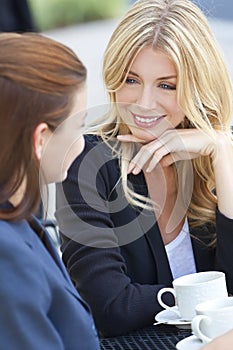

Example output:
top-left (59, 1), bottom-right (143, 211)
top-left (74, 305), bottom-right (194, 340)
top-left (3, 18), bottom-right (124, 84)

top-left (157, 271), bottom-right (228, 320)
top-left (192, 297), bottom-right (233, 344)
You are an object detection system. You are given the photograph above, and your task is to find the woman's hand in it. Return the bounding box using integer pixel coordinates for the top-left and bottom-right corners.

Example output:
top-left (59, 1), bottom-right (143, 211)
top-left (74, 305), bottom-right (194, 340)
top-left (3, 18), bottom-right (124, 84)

top-left (200, 329), bottom-right (233, 350)
top-left (118, 128), bottom-right (233, 218)
top-left (117, 128), bottom-right (217, 175)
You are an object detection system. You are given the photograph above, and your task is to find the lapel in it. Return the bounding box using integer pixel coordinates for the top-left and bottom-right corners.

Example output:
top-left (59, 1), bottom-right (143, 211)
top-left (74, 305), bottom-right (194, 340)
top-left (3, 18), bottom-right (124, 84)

top-left (130, 172), bottom-right (173, 285)
top-left (28, 216), bottom-right (73, 285)
top-left (190, 223), bottom-right (215, 272)
top-left (28, 216), bottom-right (92, 309)
top-left (138, 209), bottom-right (173, 285)
top-left (0, 203), bottom-right (88, 306)
top-left (143, 217), bottom-right (215, 284)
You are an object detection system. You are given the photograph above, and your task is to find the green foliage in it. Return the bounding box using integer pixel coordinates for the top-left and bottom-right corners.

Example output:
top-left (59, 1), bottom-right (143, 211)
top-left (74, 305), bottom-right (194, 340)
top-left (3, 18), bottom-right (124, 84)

top-left (29, 0), bottom-right (126, 31)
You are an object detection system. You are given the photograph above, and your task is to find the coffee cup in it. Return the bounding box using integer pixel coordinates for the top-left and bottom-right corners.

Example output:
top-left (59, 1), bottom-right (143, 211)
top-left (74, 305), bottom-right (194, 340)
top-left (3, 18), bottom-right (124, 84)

top-left (157, 271), bottom-right (228, 320)
top-left (192, 296), bottom-right (233, 344)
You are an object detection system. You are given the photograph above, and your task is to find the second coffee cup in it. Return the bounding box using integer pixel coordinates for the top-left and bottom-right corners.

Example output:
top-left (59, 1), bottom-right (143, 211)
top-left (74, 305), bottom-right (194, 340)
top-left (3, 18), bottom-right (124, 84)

top-left (157, 271), bottom-right (228, 320)
top-left (192, 296), bottom-right (233, 344)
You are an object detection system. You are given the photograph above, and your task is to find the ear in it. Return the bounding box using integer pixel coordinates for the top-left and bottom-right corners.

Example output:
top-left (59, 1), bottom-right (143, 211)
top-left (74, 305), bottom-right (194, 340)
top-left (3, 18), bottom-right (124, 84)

top-left (33, 123), bottom-right (50, 160)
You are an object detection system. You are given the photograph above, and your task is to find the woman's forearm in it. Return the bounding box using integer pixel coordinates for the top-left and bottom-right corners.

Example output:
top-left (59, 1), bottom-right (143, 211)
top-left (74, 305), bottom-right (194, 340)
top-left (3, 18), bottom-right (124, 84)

top-left (212, 133), bottom-right (233, 218)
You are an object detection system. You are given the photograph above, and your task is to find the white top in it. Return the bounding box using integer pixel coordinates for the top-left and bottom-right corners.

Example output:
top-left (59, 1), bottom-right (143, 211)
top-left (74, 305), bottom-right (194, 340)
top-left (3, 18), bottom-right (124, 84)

top-left (165, 218), bottom-right (196, 280)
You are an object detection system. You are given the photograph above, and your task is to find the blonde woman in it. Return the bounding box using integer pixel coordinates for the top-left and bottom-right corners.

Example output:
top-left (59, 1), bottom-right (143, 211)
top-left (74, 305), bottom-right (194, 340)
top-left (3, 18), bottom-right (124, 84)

top-left (56, 0), bottom-right (233, 337)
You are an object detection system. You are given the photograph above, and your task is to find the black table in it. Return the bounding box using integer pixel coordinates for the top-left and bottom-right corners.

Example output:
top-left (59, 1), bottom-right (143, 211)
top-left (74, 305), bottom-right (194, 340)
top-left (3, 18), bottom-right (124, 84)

top-left (100, 325), bottom-right (192, 350)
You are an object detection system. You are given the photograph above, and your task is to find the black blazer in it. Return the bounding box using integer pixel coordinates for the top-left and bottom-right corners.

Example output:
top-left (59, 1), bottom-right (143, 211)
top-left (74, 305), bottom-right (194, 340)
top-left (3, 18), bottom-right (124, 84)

top-left (56, 135), bottom-right (233, 337)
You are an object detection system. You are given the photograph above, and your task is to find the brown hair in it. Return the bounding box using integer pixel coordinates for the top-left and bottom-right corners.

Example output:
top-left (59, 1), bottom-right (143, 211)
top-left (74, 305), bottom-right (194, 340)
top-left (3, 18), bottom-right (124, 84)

top-left (0, 33), bottom-right (86, 221)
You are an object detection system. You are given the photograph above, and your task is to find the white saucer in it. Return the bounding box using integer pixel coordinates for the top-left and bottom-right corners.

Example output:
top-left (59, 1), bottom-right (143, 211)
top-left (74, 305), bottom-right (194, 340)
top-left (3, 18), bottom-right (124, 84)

top-left (154, 306), bottom-right (191, 329)
top-left (176, 335), bottom-right (203, 350)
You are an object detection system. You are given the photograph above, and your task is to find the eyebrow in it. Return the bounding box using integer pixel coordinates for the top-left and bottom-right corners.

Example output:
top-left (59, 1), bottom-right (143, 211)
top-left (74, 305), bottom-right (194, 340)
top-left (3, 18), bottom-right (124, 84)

top-left (128, 71), bottom-right (177, 80)
top-left (157, 75), bottom-right (177, 81)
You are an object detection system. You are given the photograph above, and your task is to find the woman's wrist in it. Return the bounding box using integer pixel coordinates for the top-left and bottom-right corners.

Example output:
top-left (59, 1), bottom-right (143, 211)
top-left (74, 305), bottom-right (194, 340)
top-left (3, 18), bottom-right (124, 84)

top-left (210, 132), bottom-right (233, 166)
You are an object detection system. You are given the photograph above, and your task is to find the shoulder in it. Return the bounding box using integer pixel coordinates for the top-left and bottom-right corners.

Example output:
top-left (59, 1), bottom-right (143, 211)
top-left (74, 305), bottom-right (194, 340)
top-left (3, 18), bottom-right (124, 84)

top-left (68, 134), bottom-right (119, 180)
top-left (0, 219), bottom-right (43, 267)
top-left (189, 219), bottom-right (215, 243)
top-left (216, 208), bottom-right (233, 237)
top-left (0, 219), bottom-right (30, 247)
top-left (0, 219), bottom-right (50, 296)
top-left (83, 134), bottom-right (117, 161)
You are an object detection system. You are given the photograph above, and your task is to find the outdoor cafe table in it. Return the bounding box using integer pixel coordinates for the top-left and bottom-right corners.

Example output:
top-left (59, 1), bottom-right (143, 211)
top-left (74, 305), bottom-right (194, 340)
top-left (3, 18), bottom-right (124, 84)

top-left (100, 324), bottom-right (192, 350)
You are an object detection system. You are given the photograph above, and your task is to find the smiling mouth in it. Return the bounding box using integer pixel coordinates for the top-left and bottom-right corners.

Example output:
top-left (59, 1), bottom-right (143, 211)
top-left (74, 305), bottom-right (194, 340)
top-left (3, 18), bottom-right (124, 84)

top-left (132, 113), bottom-right (165, 127)
top-left (135, 115), bottom-right (163, 123)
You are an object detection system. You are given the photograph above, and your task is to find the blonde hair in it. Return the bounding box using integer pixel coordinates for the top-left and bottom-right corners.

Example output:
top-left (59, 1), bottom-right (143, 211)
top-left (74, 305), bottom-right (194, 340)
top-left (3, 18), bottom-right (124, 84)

top-left (87, 0), bottom-right (233, 234)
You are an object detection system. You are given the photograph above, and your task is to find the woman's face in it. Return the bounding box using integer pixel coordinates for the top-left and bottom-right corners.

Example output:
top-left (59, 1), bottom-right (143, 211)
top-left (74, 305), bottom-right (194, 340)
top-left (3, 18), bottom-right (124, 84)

top-left (40, 87), bottom-right (87, 183)
top-left (115, 46), bottom-right (185, 141)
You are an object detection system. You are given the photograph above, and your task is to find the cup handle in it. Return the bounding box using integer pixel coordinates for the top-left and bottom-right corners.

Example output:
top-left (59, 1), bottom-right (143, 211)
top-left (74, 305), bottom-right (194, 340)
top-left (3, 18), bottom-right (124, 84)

top-left (192, 315), bottom-right (212, 344)
top-left (157, 288), bottom-right (180, 317)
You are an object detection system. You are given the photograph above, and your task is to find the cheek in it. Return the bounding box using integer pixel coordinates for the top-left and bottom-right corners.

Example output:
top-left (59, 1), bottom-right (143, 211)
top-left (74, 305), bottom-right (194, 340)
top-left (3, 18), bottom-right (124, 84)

top-left (116, 87), bottom-right (136, 104)
top-left (166, 99), bottom-right (185, 124)
top-left (40, 147), bottom-right (64, 183)
top-left (116, 102), bottom-right (133, 129)
top-left (64, 135), bottom-right (84, 167)
top-left (115, 90), bottom-right (125, 103)
top-left (40, 134), bottom-right (85, 184)
top-left (69, 135), bottom-right (85, 160)
top-left (59, 136), bottom-right (84, 182)
top-left (171, 109), bottom-right (185, 126)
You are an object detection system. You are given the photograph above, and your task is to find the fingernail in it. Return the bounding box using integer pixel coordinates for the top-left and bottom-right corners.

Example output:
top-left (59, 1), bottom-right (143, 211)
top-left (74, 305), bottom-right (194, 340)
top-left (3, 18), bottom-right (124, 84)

top-left (127, 163), bottom-right (134, 174)
top-left (132, 167), bottom-right (140, 175)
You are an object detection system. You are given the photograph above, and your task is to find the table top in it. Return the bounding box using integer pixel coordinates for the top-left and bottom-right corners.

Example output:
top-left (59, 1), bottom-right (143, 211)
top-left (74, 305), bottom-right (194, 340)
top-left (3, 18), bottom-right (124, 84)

top-left (100, 325), bottom-right (192, 350)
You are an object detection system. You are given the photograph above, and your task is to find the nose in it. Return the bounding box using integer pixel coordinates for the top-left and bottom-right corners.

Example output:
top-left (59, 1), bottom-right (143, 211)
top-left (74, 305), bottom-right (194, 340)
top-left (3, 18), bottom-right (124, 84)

top-left (135, 86), bottom-right (159, 111)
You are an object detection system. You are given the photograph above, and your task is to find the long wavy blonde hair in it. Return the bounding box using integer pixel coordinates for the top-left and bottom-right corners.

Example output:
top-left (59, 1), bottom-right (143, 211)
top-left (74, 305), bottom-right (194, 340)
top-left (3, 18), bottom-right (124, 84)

top-left (87, 0), bottom-right (233, 230)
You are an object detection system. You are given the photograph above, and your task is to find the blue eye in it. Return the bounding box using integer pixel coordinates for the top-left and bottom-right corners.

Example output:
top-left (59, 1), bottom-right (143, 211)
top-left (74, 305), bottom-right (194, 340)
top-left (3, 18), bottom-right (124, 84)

top-left (160, 83), bottom-right (176, 90)
top-left (125, 77), bottom-right (137, 84)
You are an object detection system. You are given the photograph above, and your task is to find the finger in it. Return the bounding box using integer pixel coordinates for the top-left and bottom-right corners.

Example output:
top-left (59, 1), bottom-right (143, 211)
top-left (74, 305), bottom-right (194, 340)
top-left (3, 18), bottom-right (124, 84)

top-left (146, 147), bottom-right (170, 172)
top-left (129, 142), bottom-right (163, 174)
top-left (159, 153), bottom-right (179, 167)
top-left (128, 146), bottom-right (153, 174)
top-left (126, 131), bottom-right (179, 174)
top-left (128, 155), bottom-right (144, 175)
top-left (117, 134), bottom-right (146, 143)
top-left (145, 139), bottom-right (177, 172)
top-left (160, 152), bottom-right (199, 167)
top-left (127, 161), bottom-right (139, 174)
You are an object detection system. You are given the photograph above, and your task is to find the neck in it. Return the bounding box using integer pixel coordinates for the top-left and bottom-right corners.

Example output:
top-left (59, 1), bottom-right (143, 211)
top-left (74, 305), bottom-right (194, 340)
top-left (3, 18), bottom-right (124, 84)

top-left (9, 180), bottom-right (26, 207)
top-left (144, 164), bottom-right (177, 196)
top-left (144, 164), bottom-right (186, 244)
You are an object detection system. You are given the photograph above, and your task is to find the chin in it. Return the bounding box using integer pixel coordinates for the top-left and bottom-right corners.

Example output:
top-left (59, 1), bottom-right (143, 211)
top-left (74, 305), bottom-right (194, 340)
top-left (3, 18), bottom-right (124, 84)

top-left (53, 171), bottom-right (68, 184)
top-left (45, 171), bottom-right (67, 184)
top-left (61, 171), bottom-right (68, 182)
top-left (131, 128), bottom-right (158, 142)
